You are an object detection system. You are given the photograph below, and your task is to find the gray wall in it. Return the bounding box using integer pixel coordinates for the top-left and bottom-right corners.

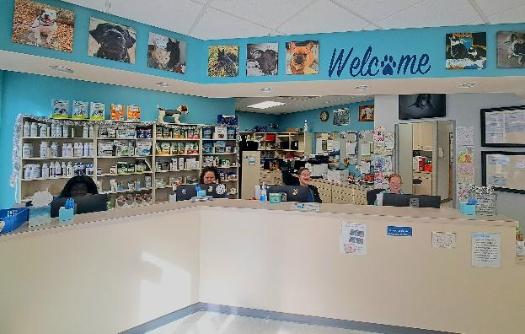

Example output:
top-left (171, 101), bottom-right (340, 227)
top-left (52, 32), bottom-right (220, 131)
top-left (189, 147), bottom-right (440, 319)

top-left (375, 93), bottom-right (525, 231)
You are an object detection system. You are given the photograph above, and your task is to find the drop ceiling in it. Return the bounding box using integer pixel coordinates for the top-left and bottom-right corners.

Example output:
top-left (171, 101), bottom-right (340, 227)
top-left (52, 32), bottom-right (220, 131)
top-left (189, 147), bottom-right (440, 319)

top-left (63, 0), bottom-right (525, 39)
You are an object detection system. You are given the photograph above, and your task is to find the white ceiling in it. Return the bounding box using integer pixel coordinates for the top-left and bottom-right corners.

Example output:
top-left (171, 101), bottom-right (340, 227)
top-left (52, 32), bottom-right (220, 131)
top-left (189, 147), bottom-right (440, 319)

top-left (63, 0), bottom-right (525, 39)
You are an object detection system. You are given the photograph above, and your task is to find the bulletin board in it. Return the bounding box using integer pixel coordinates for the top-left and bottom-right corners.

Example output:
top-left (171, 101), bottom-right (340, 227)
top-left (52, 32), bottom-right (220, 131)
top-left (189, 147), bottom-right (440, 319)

top-left (481, 106), bottom-right (525, 147)
top-left (482, 151), bottom-right (525, 194)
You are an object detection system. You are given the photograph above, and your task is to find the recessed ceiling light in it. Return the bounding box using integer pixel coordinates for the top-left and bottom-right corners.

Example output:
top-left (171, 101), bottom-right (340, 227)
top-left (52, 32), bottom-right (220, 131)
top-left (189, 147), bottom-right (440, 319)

top-left (49, 65), bottom-right (74, 74)
top-left (458, 82), bottom-right (477, 88)
top-left (157, 82), bottom-right (169, 87)
top-left (355, 84), bottom-right (368, 90)
top-left (260, 87), bottom-right (272, 93)
top-left (247, 101), bottom-right (285, 109)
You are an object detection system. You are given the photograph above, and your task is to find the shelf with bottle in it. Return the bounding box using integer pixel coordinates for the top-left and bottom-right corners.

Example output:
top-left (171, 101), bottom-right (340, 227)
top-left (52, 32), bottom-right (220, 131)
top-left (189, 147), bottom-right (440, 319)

top-left (97, 155), bottom-right (153, 159)
top-left (22, 117), bottom-right (97, 139)
top-left (98, 171), bottom-right (153, 177)
top-left (201, 125), bottom-right (237, 141)
top-left (156, 124), bottom-right (201, 141)
top-left (22, 160), bottom-right (96, 181)
top-left (101, 187), bottom-right (153, 195)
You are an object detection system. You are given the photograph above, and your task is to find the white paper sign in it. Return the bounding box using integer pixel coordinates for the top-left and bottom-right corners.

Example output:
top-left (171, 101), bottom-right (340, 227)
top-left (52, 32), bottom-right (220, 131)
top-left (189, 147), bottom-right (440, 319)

top-left (432, 232), bottom-right (456, 249)
top-left (341, 222), bottom-right (367, 255)
top-left (456, 126), bottom-right (474, 146)
top-left (472, 232), bottom-right (501, 268)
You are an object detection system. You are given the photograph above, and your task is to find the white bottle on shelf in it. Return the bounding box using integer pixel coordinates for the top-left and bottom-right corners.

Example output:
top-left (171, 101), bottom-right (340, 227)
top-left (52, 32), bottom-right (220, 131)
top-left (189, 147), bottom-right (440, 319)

top-left (67, 162), bottom-right (74, 176)
top-left (61, 162), bottom-right (67, 176)
top-left (31, 164), bottom-right (41, 179)
top-left (39, 124), bottom-right (47, 137)
top-left (83, 143), bottom-right (89, 157)
top-left (89, 125), bottom-right (94, 138)
top-left (50, 142), bottom-right (58, 158)
top-left (30, 122), bottom-right (38, 137)
top-left (24, 165), bottom-right (32, 179)
top-left (62, 125), bottom-right (68, 138)
top-left (23, 122), bottom-right (30, 137)
top-left (73, 142), bottom-right (82, 157)
top-left (83, 125), bottom-right (89, 138)
top-left (57, 124), bottom-right (63, 138)
top-left (41, 163), bottom-right (49, 179)
top-left (40, 141), bottom-right (49, 159)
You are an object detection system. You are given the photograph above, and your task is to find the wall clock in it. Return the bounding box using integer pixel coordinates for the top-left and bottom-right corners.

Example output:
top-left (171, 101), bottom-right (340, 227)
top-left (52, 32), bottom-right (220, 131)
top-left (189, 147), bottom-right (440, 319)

top-left (320, 111), bottom-right (329, 122)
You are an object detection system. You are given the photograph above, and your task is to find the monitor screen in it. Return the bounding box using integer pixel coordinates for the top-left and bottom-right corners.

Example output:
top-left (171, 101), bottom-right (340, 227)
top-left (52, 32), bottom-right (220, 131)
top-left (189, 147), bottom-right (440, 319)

top-left (175, 185), bottom-right (197, 201)
top-left (399, 94), bottom-right (446, 120)
top-left (267, 185), bottom-right (312, 202)
top-left (382, 193), bottom-right (441, 208)
top-left (200, 184), bottom-right (227, 198)
top-left (51, 194), bottom-right (108, 218)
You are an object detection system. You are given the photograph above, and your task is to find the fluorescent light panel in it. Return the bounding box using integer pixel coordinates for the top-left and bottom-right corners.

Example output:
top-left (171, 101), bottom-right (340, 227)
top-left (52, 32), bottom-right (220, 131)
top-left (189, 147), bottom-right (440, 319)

top-left (247, 101), bottom-right (285, 109)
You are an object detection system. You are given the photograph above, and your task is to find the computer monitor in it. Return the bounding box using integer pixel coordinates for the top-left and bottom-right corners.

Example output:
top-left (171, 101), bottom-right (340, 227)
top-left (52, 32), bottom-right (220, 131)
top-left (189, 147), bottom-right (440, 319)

top-left (175, 185), bottom-right (197, 201)
top-left (382, 193), bottom-right (441, 208)
top-left (200, 184), bottom-right (227, 198)
top-left (50, 194), bottom-right (108, 218)
top-left (267, 185), bottom-right (313, 202)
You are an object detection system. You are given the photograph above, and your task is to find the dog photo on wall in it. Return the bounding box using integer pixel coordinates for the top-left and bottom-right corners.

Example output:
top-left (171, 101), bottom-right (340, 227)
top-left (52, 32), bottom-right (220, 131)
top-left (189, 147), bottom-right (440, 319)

top-left (208, 45), bottom-right (239, 77)
top-left (446, 32), bottom-right (486, 70)
top-left (286, 40), bottom-right (319, 75)
top-left (89, 17), bottom-right (136, 64)
top-left (247, 43), bottom-right (278, 76)
top-left (148, 33), bottom-right (186, 73)
top-left (12, 0), bottom-right (75, 52)
top-left (497, 31), bottom-right (525, 68)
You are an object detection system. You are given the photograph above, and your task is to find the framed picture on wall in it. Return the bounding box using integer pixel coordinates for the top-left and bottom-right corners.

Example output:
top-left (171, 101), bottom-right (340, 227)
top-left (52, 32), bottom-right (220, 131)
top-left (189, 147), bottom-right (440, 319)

top-left (359, 105), bottom-right (374, 122)
top-left (496, 31), bottom-right (525, 68)
top-left (480, 105), bottom-right (525, 147)
top-left (12, 0), bottom-right (75, 53)
top-left (208, 45), bottom-right (239, 77)
top-left (88, 17), bottom-right (137, 63)
top-left (333, 108), bottom-right (350, 126)
top-left (482, 151), bottom-right (525, 194)
top-left (148, 33), bottom-right (186, 73)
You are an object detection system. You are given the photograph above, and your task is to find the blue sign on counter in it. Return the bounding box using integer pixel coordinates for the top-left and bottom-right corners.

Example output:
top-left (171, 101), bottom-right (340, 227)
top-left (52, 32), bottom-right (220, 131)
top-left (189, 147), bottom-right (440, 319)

top-left (387, 226), bottom-right (413, 236)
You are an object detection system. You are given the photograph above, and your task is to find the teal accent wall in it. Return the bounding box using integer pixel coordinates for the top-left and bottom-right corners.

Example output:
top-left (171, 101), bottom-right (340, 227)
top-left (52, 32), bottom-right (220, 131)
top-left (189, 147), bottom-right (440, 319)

top-left (236, 111), bottom-right (279, 132)
top-left (1, 0), bottom-right (524, 84)
top-left (0, 71), bottom-right (234, 208)
top-left (278, 100), bottom-right (374, 133)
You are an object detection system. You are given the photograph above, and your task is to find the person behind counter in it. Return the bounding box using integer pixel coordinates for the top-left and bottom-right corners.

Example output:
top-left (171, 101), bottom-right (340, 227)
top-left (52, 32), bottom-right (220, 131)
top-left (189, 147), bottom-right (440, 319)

top-left (199, 166), bottom-right (221, 185)
top-left (297, 167), bottom-right (322, 203)
top-left (375, 173), bottom-right (403, 206)
top-left (59, 175), bottom-right (99, 197)
top-left (51, 175), bottom-right (107, 218)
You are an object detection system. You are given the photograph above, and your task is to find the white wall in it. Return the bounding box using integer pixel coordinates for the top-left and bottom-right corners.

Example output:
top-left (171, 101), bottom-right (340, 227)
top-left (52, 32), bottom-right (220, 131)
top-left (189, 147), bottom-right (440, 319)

top-left (374, 93), bottom-right (525, 231)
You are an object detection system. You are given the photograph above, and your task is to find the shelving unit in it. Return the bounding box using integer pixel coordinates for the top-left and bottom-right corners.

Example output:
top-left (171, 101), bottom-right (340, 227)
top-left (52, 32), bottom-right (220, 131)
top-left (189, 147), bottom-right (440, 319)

top-left (241, 131), bottom-right (312, 161)
top-left (18, 117), bottom-right (240, 206)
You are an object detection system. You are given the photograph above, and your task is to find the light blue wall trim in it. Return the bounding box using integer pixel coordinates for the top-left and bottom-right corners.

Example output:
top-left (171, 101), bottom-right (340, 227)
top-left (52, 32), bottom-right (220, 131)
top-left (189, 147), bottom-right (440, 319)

top-left (278, 100), bottom-right (374, 133)
top-left (0, 71), bottom-right (234, 208)
top-left (1, 0), bottom-right (524, 85)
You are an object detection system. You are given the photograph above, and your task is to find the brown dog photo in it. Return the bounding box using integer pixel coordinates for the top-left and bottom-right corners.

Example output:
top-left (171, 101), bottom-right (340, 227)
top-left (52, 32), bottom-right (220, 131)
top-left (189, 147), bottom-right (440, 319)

top-left (12, 0), bottom-right (75, 52)
top-left (286, 40), bottom-right (319, 75)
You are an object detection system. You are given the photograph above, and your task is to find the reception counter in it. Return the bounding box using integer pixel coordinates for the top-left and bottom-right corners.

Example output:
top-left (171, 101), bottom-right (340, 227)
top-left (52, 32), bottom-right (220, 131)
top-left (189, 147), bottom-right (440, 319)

top-left (1, 200), bottom-right (523, 334)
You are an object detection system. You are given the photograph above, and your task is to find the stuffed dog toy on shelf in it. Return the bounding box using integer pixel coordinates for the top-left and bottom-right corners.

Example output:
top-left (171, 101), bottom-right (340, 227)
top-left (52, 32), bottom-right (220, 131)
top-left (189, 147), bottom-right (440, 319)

top-left (157, 105), bottom-right (189, 124)
top-left (89, 23), bottom-right (136, 63)
top-left (288, 41), bottom-right (318, 75)
top-left (31, 8), bottom-right (58, 47)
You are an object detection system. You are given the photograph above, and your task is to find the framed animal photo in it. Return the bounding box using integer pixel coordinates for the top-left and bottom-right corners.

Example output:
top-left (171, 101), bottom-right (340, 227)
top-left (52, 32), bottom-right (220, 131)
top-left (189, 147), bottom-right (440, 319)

top-left (497, 31), bottom-right (525, 68)
top-left (247, 43), bottom-right (278, 76)
top-left (446, 32), bottom-right (486, 70)
top-left (88, 17), bottom-right (136, 64)
top-left (359, 105), bottom-right (374, 122)
top-left (148, 33), bottom-right (186, 73)
top-left (208, 45), bottom-right (239, 77)
top-left (12, 0), bottom-right (75, 52)
top-left (286, 40), bottom-right (319, 75)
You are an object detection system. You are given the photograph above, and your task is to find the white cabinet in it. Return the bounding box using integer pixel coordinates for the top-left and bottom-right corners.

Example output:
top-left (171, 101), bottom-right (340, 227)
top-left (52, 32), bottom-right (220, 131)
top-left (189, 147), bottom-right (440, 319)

top-left (412, 122), bottom-right (434, 151)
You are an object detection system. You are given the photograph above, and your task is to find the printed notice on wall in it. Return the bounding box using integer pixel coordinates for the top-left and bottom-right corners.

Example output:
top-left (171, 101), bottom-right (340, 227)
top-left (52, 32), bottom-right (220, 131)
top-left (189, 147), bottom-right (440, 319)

top-left (341, 222), bottom-right (367, 255)
top-left (456, 126), bottom-right (474, 146)
top-left (432, 232), bottom-right (456, 249)
top-left (472, 232), bottom-right (501, 268)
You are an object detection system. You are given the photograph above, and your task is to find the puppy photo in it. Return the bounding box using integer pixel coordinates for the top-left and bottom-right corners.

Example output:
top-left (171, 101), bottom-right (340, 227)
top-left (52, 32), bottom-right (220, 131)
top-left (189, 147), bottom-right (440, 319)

top-left (148, 33), bottom-right (186, 73)
top-left (12, 0), bottom-right (74, 52)
top-left (497, 31), bottom-right (525, 68)
top-left (286, 40), bottom-right (319, 75)
top-left (446, 32), bottom-right (486, 70)
top-left (89, 18), bottom-right (136, 64)
top-left (208, 45), bottom-right (239, 77)
top-left (247, 43), bottom-right (278, 76)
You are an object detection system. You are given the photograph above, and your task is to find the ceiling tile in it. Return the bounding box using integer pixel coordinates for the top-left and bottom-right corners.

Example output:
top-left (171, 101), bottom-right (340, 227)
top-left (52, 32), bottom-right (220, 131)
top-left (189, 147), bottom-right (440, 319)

top-left (62, 0), bottom-right (107, 11)
top-left (378, 0), bottom-right (483, 29)
top-left (473, 0), bottom-right (525, 17)
top-left (486, 4), bottom-right (525, 24)
top-left (278, 0), bottom-right (372, 35)
top-left (208, 0), bottom-right (312, 29)
top-left (191, 7), bottom-right (271, 39)
top-left (332, 0), bottom-right (424, 23)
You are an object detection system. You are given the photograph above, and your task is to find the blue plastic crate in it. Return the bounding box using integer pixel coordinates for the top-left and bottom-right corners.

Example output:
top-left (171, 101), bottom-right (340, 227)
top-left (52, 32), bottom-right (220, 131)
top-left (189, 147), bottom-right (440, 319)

top-left (0, 208), bottom-right (30, 234)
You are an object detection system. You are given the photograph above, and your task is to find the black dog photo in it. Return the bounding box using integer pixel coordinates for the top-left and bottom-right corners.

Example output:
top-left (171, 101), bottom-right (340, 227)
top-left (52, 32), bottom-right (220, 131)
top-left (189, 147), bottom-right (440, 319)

top-left (247, 43), bottom-right (278, 76)
top-left (208, 45), bottom-right (239, 77)
top-left (148, 33), bottom-right (186, 73)
top-left (497, 31), bottom-right (525, 68)
top-left (12, 0), bottom-right (75, 52)
top-left (89, 17), bottom-right (136, 64)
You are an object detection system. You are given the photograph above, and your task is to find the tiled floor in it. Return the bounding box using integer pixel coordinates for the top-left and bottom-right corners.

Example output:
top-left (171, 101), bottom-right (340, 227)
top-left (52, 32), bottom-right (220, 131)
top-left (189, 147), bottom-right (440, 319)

top-left (146, 311), bottom-right (382, 334)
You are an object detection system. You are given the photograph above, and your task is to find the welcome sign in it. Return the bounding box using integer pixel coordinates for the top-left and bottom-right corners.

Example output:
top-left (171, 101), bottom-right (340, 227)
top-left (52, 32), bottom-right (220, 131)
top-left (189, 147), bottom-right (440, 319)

top-left (328, 46), bottom-right (432, 78)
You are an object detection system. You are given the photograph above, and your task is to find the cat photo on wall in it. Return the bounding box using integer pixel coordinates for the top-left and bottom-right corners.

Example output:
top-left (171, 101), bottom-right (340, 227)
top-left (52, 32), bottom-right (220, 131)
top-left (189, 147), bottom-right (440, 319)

top-left (12, 0), bottom-right (75, 52)
top-left (208, 45), bottom-right (239, 77)
top-left (88, 17), bottom-right (136, 64)
top-left (148, 33), bottom-right (186, 73)
top-left (247, 43), bottom-right (278, 76)
top-left (497, 31), bottom-right (525, 68)
top-left (446, 32), bottom-right (486, 70)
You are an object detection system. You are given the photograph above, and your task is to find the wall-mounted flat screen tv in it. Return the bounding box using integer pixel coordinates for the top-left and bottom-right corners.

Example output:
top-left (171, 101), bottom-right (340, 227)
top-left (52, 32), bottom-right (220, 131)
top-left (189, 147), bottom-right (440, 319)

top-left (399, 94), bottom-right (446, 120)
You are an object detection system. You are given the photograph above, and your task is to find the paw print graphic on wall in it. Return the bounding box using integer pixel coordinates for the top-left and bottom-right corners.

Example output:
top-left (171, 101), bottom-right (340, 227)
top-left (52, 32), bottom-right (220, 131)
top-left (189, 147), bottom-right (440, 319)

top-left (381, 55), bottom-right (397, 75)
